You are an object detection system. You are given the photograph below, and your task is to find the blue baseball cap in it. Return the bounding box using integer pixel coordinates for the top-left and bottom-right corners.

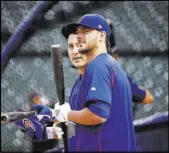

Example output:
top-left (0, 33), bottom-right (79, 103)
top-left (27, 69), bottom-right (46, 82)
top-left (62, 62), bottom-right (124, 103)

top-left (61, 14), bottom-right (110, 39)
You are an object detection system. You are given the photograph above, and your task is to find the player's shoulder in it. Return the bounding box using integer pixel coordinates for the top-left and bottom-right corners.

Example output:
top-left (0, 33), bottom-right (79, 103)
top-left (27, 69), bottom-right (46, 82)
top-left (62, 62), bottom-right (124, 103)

top-left (86, 53), bottom-right (115, 73)
top-left (88, 53), bottom-right (115, 67)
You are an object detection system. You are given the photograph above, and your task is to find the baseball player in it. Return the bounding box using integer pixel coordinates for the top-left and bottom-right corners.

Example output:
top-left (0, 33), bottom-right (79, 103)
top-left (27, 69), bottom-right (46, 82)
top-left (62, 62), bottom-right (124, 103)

top-left (32, 14), bottom-right (137, 151)
top-left (106, 18), bottom-right (154, 105)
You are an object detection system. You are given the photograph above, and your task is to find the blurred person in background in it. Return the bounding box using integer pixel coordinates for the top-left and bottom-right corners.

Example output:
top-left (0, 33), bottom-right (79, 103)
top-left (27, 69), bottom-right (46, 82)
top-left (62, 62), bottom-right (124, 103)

top-left (106, 18), bottom-right (154, 105)
top-left (27, 92), bottom-right (55, 109)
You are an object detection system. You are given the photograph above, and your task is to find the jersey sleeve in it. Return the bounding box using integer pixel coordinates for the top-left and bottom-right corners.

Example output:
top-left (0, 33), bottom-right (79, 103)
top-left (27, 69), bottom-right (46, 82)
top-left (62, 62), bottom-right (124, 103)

top-left (83, 62), bottom-right (115, 118)
top-left (127, 75), bottom-right (146, 103)
top-left (85, 100), bottom-right (111, 119)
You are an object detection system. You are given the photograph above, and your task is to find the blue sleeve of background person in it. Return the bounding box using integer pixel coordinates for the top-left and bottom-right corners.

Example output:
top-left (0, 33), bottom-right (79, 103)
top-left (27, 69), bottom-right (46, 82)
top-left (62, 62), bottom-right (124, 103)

top-left (83, 60), bottom-right (114, 119)
top-left (127, 75), bottom-right (146, 103)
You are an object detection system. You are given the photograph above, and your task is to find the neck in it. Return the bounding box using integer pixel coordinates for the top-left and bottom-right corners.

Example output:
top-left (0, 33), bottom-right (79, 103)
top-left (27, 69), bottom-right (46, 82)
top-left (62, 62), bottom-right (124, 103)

top-left (86, 43), bottom-right (107, 63)
top-left (78, 65), bottom-right (86, 76)
top-left (78, 44), bottom-right (107, 76)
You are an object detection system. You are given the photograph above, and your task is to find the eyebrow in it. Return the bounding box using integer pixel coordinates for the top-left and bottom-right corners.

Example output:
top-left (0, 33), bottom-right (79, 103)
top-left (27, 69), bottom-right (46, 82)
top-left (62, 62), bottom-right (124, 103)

top-left (68, 42), bottom-right (78, 45)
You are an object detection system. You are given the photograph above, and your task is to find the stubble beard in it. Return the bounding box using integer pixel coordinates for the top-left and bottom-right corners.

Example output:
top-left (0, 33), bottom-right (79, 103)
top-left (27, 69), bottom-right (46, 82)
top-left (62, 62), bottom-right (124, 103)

top-left (78, 38), bottom-right (98, 55)
top-left (78, 48), bottom-right (91, 55)
top-left (78, 42), bottom-right (91, 55)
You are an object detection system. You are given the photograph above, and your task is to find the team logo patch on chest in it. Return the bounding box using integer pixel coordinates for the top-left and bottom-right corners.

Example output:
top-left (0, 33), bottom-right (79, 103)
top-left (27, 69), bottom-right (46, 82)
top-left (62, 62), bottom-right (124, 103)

top-left (22, 119), bottom-right (35, 131)
top-left (91, 87), bottom-right (96, 91)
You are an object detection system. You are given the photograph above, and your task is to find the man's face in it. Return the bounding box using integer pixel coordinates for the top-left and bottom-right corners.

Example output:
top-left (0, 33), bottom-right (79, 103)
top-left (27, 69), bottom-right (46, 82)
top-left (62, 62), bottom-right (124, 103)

top-left (32, 96), bottom-right (50, 105)
top-left (76, 26), bottom-right (100, 54)
top-left (68, 34), bottom-right (88, 68)
top-left (32, 96), bottom-right (43, 104)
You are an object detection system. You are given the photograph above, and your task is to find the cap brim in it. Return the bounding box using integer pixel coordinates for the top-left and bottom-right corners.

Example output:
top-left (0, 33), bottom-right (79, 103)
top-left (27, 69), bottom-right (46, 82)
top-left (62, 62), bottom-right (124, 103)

top-left (61, 22), bottom-right (93, 39)
top-left (61, 23), bottom-right (81, 39)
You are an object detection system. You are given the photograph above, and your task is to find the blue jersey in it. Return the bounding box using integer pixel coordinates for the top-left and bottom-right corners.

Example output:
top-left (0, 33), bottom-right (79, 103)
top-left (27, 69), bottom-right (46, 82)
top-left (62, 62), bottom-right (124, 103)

top-left (127, 75), bottom-right (146, 103)
top-left (68, 53), bottom-right (137, 151)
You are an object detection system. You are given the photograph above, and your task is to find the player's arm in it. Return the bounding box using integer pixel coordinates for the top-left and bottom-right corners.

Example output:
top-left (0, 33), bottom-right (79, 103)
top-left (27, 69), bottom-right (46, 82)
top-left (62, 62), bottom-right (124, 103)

top-left (141, 89), bottom-right (154, 104)
top-left (127, 75), bottom-right (153, 104)
top-left (67, 106), bottom-right (106, 125)
top-left (32, 102), bottom-right (108, 126)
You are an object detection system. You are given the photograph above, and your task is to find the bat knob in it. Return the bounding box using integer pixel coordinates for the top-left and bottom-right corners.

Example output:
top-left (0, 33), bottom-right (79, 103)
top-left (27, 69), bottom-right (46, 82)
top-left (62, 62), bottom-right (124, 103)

top-left (51, 44), bottom-right (61, 49)
top-left (1, 116), bottom-right (8, 124)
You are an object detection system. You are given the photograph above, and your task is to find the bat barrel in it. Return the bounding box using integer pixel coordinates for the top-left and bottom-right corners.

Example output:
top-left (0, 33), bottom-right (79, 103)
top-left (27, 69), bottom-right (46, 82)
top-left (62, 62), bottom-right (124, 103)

top-left (50, 44), bottom-right (65, 104)
top-left (1, 111), bottom-right (37, 124)
top-left (1, 113), bottom-right (9, 124)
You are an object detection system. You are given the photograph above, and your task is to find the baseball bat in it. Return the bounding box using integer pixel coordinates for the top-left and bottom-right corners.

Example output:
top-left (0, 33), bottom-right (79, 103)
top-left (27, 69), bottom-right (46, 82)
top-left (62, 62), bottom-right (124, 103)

top-left (1, 111), bottom-right (37, 124)
top-left (51, 44), bottom-right (68, 152)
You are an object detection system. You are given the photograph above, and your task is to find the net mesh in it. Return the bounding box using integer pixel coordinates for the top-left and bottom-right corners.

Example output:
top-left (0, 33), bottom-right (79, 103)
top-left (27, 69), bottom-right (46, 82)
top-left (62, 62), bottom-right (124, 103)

top-left (1, 1), bottom-right (168, 152)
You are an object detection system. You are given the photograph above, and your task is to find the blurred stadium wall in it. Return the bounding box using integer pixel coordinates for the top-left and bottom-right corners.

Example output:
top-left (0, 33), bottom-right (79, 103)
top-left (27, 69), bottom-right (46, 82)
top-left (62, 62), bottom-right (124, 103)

top-left (1, 1), bottom-right (168, 152)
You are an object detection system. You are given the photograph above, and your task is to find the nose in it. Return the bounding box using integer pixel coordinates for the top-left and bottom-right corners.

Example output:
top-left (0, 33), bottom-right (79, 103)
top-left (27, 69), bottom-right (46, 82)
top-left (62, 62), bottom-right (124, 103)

top-left (77, 33), bottom-right (83, 42)
top-left (73, 46), bottom-right (79, 54)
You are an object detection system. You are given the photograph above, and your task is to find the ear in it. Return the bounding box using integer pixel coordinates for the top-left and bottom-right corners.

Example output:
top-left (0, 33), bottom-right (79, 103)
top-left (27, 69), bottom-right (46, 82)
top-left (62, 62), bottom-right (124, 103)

top-left (99, 31), bottom-right (106, 42)
top-left (101, 31), bottom-right (106, 37)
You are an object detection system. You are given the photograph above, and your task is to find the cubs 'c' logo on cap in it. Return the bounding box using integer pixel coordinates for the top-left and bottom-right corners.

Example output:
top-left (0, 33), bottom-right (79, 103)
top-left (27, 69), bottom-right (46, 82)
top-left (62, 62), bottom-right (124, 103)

top-left (23, 119), bottom-right (35, 131)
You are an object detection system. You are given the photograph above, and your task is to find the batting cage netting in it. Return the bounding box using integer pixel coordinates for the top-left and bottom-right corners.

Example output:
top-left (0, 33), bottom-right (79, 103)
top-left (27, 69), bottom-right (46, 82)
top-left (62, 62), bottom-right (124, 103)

top-left (1, 1), bottom-right (168, 152)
